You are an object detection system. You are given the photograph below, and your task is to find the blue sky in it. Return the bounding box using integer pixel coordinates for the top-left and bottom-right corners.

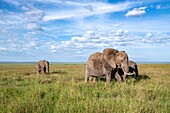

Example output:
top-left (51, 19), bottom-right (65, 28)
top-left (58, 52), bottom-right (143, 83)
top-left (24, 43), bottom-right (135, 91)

top-left (0, 0), bottom-right (170, 62)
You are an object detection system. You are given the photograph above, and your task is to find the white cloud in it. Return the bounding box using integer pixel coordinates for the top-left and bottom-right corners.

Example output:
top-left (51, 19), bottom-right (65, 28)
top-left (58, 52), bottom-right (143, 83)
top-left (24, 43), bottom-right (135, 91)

top-left (125, 6), bottom-right (147, 17)
top-left (146, 32), bottom-right (152, 37)
top-left (0, 10), bottom-right (3, 13)
top-left (50, 24), bottom-right (170, 58)
top-left (24, 8), bottom-right (45, 22)
top-left (156, 5), bottom-right (161, 9)
top-left (21, 6), bottom-right (30, 11)
top-left (142, 32), bottom-right (170, 43)
top-left (0, 2), bottom-right (45, 32)
top-left (115, 23), bottom-right (124, 28)
top-left (43, 1), bottom-right (137, 21)
top-left (26, 9), bottom-right (44, 15)
top-left (0, 47), bottom-right (7, 51)
top-left (50, 26), bottom-right (138, 53)
top-left (3, 0), bottom-right (20, 6)
top-left (26, 23), bottom-right (43, 31)
top-left (1, 0), bottom-right (170, 62)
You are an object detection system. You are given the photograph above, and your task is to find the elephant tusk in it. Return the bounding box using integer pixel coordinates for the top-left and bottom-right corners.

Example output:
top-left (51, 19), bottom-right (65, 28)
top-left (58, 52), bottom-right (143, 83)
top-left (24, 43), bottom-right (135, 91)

top-left (124, 72), bottom-right (135, 76)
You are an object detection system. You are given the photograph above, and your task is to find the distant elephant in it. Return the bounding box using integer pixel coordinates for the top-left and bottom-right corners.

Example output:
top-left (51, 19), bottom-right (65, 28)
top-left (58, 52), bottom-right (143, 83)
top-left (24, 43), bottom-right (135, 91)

top-left (112, 60), bottom-right (138, 80)
top-left (85, 48), bottom-right (132, 83)
top-left (36, 60), bottom-right (49, 74)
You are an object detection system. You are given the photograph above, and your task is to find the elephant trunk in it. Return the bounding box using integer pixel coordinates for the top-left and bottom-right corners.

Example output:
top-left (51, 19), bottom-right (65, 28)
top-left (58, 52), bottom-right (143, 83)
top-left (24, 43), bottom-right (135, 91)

top-left (121, 63), bottom-right (129, 74)
top-left (121, 63), bottom-right (134, 82)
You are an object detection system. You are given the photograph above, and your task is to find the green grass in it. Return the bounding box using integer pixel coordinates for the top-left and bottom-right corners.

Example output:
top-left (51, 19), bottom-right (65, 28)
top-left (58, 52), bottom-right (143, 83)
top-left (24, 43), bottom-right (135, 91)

top-left (0, 64), bottom-right (170, 113)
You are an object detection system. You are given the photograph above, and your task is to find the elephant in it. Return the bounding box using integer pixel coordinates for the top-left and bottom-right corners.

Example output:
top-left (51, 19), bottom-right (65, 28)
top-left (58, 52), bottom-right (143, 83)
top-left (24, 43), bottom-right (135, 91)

top-left (36, 60), bottom-right (49, 74)
top-left (85, 48), bottom-right (131, 83)
top-left (112, 60), bottom-right (138, 80)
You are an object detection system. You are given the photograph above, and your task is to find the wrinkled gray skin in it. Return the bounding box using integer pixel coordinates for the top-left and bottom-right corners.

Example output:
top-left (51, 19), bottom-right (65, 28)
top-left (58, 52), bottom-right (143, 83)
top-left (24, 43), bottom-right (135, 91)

top-left (113, 60), bottom-right (138, 80)
top-left (36, 60), bottom-right (49, 74)
top-left (85, 48), bottom-right (130, 83)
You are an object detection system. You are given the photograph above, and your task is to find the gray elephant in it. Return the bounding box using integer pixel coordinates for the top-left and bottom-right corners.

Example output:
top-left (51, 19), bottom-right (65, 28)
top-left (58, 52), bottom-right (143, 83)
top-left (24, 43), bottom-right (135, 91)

top-left (36, 60), bottom-right (49, 74)
top-left (112, 60), bottom-right (138, 80)
top-left (85, 48), bottom-right (131, 83)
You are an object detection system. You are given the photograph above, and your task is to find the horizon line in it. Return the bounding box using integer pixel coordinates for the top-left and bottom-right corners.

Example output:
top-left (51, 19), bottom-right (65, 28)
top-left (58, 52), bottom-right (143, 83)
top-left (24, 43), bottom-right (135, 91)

top-left (0, 61), bottom-right (170, 64)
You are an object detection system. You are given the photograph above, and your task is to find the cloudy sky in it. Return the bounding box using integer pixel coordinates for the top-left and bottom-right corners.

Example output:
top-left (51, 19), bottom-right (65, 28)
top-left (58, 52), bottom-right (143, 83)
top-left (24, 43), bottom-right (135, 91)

top-left (0, 0), bottom-right (170, 62)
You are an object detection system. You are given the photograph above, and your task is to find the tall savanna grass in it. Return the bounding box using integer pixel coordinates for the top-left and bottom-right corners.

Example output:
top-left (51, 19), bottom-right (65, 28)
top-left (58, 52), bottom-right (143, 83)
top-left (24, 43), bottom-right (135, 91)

top-left (0, 63), bottom-right (170, 113)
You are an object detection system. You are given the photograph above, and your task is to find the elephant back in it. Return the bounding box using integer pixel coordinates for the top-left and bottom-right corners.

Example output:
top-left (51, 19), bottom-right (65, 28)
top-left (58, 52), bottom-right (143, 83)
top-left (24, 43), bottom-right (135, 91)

top-left (128, 60), bottom-right (136, 68)
top-left (87, 52), bottom-right (107, 73)
top-left (88, 52), bottom-right (103, 67)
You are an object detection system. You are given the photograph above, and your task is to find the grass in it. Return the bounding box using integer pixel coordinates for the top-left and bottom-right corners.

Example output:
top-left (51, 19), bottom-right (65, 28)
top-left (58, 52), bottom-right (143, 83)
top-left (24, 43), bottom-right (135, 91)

top-left (0, 63), bottom-right (170, 113)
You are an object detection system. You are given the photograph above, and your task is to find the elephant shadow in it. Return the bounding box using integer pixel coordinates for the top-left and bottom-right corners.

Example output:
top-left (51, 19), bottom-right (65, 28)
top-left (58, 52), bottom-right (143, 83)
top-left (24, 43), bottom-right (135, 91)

top-left (136, 74), bottom-right (150, 81)
top-left (110, 69), bottom-right (150, 82)
top-left (92, 74), bottom-right (151, 82)
top-left (50, 71), bottom-right (67, 75)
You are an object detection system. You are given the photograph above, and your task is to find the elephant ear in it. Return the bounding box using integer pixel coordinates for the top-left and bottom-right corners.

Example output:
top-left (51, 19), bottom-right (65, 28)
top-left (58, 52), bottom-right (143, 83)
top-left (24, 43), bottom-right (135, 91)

top-left (103, 48), bottom-right (118, 69)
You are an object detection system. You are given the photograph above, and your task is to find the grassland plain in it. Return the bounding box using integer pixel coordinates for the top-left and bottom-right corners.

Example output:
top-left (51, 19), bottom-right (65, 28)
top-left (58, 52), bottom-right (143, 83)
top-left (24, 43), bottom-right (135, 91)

top-left (0, 63), bottom-right (170, 113)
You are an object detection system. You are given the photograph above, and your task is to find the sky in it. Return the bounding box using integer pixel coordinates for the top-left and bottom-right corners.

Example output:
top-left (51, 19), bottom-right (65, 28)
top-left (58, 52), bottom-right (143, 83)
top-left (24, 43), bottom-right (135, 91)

top-left (0, 0), bottom-right (170, 62)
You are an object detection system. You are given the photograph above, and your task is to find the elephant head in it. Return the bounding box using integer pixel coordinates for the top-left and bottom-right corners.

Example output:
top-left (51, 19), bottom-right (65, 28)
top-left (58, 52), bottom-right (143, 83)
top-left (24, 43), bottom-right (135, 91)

top-left (103, 49), bottom-right (130, 81)
top-left (85, 48), bottom-right (130, 83)
top-left (102, 48), bottom-right (118, 69)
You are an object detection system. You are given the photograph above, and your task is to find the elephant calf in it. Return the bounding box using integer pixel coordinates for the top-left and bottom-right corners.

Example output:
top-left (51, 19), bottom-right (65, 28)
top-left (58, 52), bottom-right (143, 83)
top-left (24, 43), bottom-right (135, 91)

top-left (36, 60), bottom-right (49, 74)
top-left (113, 60), bottom-right (138, 80)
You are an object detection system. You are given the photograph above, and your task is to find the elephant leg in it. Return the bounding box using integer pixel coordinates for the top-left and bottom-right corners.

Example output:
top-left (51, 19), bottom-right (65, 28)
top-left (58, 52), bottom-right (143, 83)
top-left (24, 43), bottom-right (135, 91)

top-left (41, 67), bottom-right (45, 74)
top-left (36, 67), bottom-right (40, 74)
top-left (115, 72), bottom-right (122, 82)
top-left (85, 75), bottom-right (90, 82)
top-left (85, 72), bottom-right (90, 83)
top-left (106, 72), bottom-right (111, 84)
top-left (93, 77), bottom-right (98, 83)
top-left (123, 74), bottom-right (127, 82)
top-left (37, 70), bottom-right (40, 74)
top-left (36, 64), bottom-right (41, 74)
top-left (44, 67), bottom-right (46, 73)
top-left (85, 65), bottom-right (90, 82)
top-left (47, 67), bottom-right (49, 73)
top-left (135, 65), bottom-right (139, 79)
